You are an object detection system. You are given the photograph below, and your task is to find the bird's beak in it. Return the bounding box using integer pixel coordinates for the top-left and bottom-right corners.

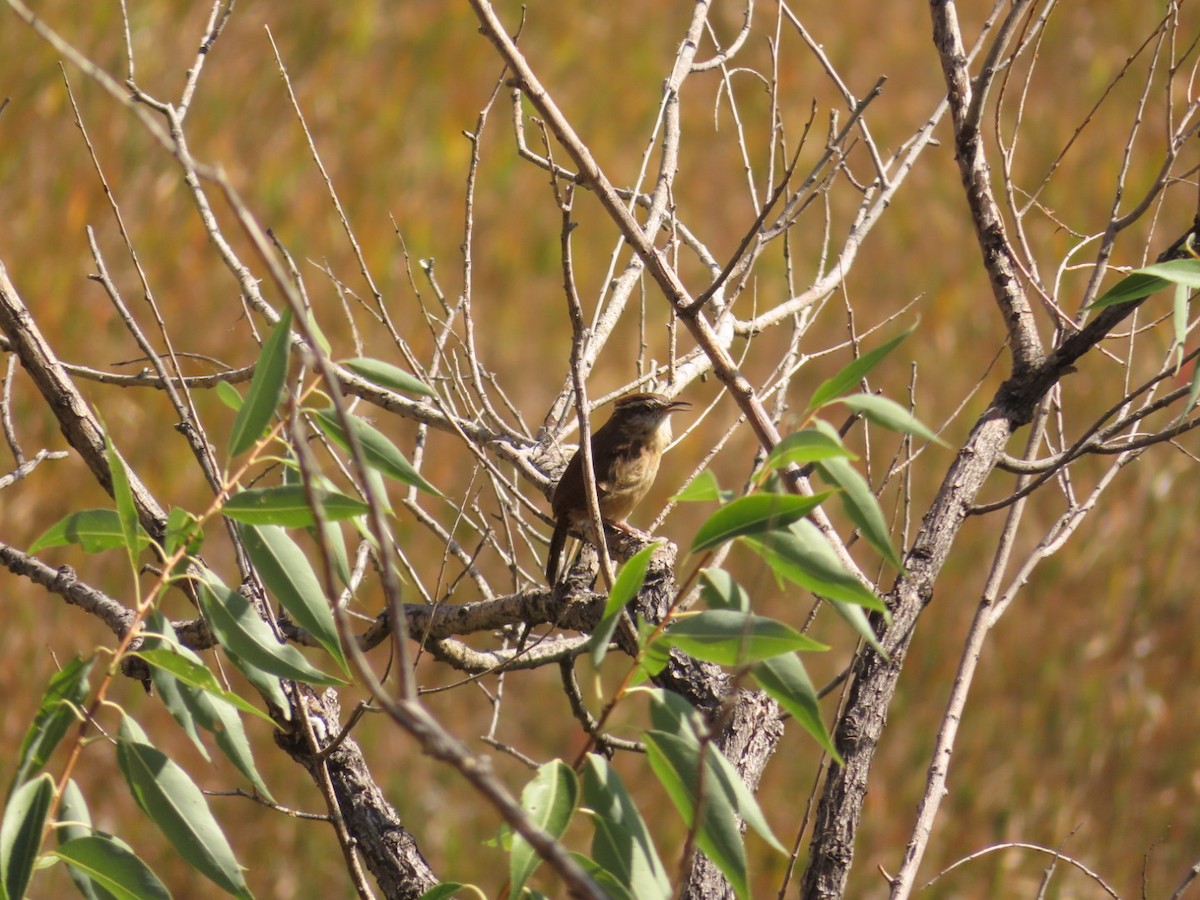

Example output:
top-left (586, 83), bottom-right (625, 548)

top-left (667, 399), bottom-right (691, 412)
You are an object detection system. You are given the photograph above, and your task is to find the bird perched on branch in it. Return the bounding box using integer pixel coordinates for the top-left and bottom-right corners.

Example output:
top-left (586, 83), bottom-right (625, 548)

top-left (546, 392), bottom-right (690, 583)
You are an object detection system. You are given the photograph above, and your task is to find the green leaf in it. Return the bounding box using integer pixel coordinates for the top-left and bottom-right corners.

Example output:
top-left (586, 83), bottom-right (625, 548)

top-left (134, 642), bottom-right (273, 725)
top-left (699, 568), bottom-right (750, 612)
top-left (164, 507), bottom-right (203, 559)
top-left (808, 323), bottom-right (915, 409)
top-left (837, 393), bottom-right (944, 445)
top-left (0, 773), bottom-right (54, 900)
top-left (56, 780), bottom-right (111, 900)
top-left (10, 657), bottom-right (92, 796)
top-left (758, 426), bottom-right (855, 480)
top-left (671, 470), bottom-right (733, 503)
top-left (215, 381), bottom-right (243, 412)
top-left (1173, 282), bottom-right (1189, 371)
top-left (313, 409), bottom-right (440, 495)
top-left (105, 438), bottom-right (140, 561)
top-left (510, 761), bottom-right (579, 899)
top-left (643, 732), bottom-right (747, 898)
top-left (54, 836), bottom-right (171, 900)
top-left (815, 456), bottom-right (903, 569)
top-left (590, 543), bottom-right (659, 668)
top-left (742, 521), bottom-right (888, 614)
top-left (570, 855), bottom-right (637, 900)
top-left (654, 609), bottom-right (827, 666)
top-left (1182, 357), bottom-right (1200, 426)
top-left (222, 485), bottom-right (370, 528)
top-left (690, 492), bottom-right (833, 554)
top-left (752, 655), bottom-right (841, 763)
top-left (341, 357), bottom-right (433, 396)
top-left (116, 718), bottom-right (252, 899)
top-left (580, 755), bottom-right (671, 900)
top-left (1089, 258), bottom-right (1200, 311)
top-left (239, 524), bottom-right (346, 670)
top-left (826, 599), bottom-right (887, 655)
top-left (29, 510), bottom-right (151, 554)
top-left (196, 568), bottom-right (344, 686)
top-left (229, 306), bottom-right (292, 457)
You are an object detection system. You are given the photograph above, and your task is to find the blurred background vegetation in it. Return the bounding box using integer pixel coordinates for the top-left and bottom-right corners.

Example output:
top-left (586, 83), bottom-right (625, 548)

top-left (2, 1), bottom-right (1198, 897)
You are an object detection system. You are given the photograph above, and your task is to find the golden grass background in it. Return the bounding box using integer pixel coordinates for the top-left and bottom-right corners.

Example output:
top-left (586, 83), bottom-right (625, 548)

top-left (2, 2), bottom-right (1199, 896)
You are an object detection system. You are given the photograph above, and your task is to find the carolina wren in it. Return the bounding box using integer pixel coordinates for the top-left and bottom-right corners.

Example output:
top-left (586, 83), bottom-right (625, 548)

top-left (546, 392), bottom-right (690, 583)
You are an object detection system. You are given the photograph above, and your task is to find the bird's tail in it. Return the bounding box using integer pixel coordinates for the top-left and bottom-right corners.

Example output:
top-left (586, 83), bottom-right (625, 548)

top-left (546, 519), bottom-right (569, 583)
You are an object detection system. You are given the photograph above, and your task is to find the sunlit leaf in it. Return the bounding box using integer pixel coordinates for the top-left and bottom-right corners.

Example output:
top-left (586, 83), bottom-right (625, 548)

top-left (690, 492), bottom-right (832, 554)
top-left (643, 732), bottom-right (747, 898)
top-left (341, 357), bottom-right (433, 396)
top-left (105, 437), bottom-right (139, 561)
top-left (9, 657), bottom-right (92, 796)
top-left (757, 425), bottom-right (854, 479)
top-left (699, 568), bottom-right (750, 612)
top-left (222, 485), bottom-right (370, 528)
top-left (54, 835), bottom-right (171, 900)
top-left (29, 509), bottom-right (151, 554)
top-left (591, 543), bottom-right (659, 668)
top-left (654, 609), bottom-right (827, 666)
top-left (197, 568), bottom-right (343, 686)
top-left (313, 408), bottom-right (440, 496)
top-left (510, 761), bottom-right (579, 899)
top-left (837, 393), bottom-right (945, 445)
top-left (580, 755), bottom-right (671, 900)
top-left (240, 524), bottom-right (345, 670)
top-left (116, 718), bottom-right (252, 899)
top-left (0, 773), bottom-right (54, 900)
top-left (672, 470), bottom-right (733, 503)
top-left (814, 456), bottom-right (903, 569)
top-left (742, 521), bottom-right (888, 615)
top-left (229, 306), bottom-right (291, 457)
top-left (752, 654), bottom-right (840, 763)
top-left (808, 323), bottom-right (915, 409)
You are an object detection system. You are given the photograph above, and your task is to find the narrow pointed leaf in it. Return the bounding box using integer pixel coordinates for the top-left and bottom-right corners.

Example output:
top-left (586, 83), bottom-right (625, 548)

top-left (10, 657), bottom-right (92, 796)
top-left (197, 569), bottom-right (343, 686)
top-left (116, 718), bottom-right (251, 898)
top-left (752, 654), bottom-right (841, 762)
top-left (643, 732), bottom-right (747, 898)
top-left (699, 569), bottom-right (750, 612)
top-left (742, 521), bottom-right (887, 614)
top-left (55, 836), bottom-right (171, 900)
top-left (229, 306), bottom-right (291, 456)
top-left (164, 507), bottom-right (203, 559)
top-left (591, 543), bottom-right (659, 668)
top-left (29, 510), bottom-right (151, 554)
top-left (655, 609), bottom-right (826, 666)
top-left (581, 755), bottom-right (671, 900)
top-left (215, 381), bottom-right (243, 412)
top-left (510, 761), bottom-right (579, 899)
top-left (314, 409), bottom-right (440, 495)
top-left (827, 598), bottom-right (887, 655)
top-left (240, 525), bottom-right (345, 670)
top-left (105, 438), bottom-right (139, 559)
top-left (571, 853), bottom-right (637, 900)
top-left (56, 780), bottom-right (109, 900)
top-left (808, 324), bottom-right (915, 409)
top-left (758, 427), bottom-right (854, 480)
top-left (222, 485), bottom-right (369, 528)
top-left (341, 357), bottom-right (433, 396)
top-left (671, 470), bottom-right (733, 503)
top-left (0, 773), bottom-right (54, 900)
top-left (815, 456), bottom-right (902, 569)
top-left (838, 393), bottom-right (945, 445)
top-left (690, 492), bottom-right (832, 554)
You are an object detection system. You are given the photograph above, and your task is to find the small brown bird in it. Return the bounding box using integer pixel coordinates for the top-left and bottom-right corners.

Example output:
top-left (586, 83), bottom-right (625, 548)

top-left (546, 392), bottom-right (690, 583)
